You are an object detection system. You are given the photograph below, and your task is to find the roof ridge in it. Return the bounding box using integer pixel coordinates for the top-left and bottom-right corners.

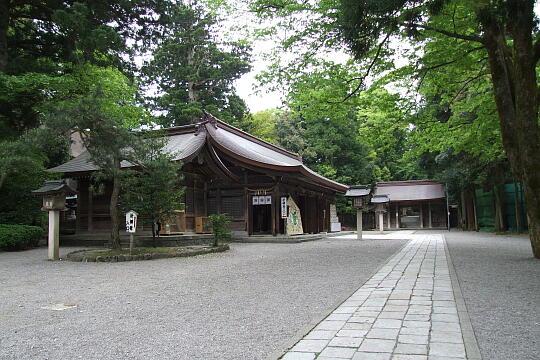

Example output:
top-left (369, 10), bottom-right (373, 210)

top-left (203, 112), bottom-right (303, 162)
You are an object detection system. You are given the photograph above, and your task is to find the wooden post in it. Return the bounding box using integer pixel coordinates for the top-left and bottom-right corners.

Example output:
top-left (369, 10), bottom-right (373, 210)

top-left (428, 202), bottom-right (432, 228)
top-left (129, 233), bottom-right (134, 255)
top-left (379, 212), bottom-right (384, 233)
top-left (48, 210), bottom-right (60, 260)
top-left (387, 209), bottom-right (390, 229)
top-left (87, 184), bottom-right (93, 232)
top-left (203, 182), bottom-right (208, 216)
top-left (395, 204), bottom-right (399, 229)
top-left (420, 204), bottom-right (424, 228)
top-left (357, 209), bottom-right (363, 240)
top-left (271, 188), bottom-right (277, 236)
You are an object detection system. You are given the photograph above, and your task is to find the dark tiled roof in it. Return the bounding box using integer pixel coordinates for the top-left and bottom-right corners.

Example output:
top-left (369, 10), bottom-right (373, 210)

top-left (345, 185), bottom-right (371, 197)
top-left (32, 180), bottom-right (77, 195)
top-left (374, 180), bottom-right (445, 201)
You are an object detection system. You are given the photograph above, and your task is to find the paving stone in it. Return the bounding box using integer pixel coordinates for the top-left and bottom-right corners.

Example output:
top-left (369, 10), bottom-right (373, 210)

top-left (349, 317), bottom-right (376, 324)
top-left (430, 314), bottom-right (459, 323)
top-left (431, 307), bottom-right (457, 315)
top-left (378, 312), bottom-right (406, 320)
top-left (404, 314), bottom-right (430, 322)
top-left (355, 311), bottom-right (381, 317)
top-left (282, 352), bottom-right (316, 360)
top-left (432, 301), bottom-right (455, 308)
top-left (358, 339), bottom-right (396, 353)
top-left (327, 313), bottom-right (353, 321)
top-left (399, 327), bottom-right (430, 336)
top-left (373, 319), bottom-right (402, 329)
top-left (386, 300), bottom-right (409, 306)
top-left (428, 342), bottom-right (466, 358)
top-left (335, 307), bottom-right (359, 314)
top-left (352, 352), bottom-right (391, 360)
top-left (429, 331), bottom-right (464, 344)
top-left (304, 330), bottom-right (338, 340)
top-left (316, 321), bottom-right (347, 331)
top-left (319, 346), bottom-right (357, 358)
top-left (343, 322), bottom-right (374, 330)
top-left (402, 320), bottom-right (431, 329)
top-left (391, 355), bottom-right (427, 360)
top-left (430, 321), bottom-right (461, 333)
top-left (328, 337), bottom-right (364, 348)
top-left (290, 339), bottom-right (329, 352)
top-left (383, 305), bottom-right (409, 312)
top-left (366, 328), bottom-right (400, 340)
top-left (407, 308), bottom-right (431, 315)
top-left (337, 329), bottom-right (370, 338)
top-left (393, 343), bottom-right (427, 355)
top-left (397, 334), bottom-right (428, 345)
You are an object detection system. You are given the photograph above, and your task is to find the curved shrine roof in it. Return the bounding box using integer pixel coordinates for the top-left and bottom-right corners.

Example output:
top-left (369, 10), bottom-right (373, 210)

top-left (48, 114), bottom-right (348, 193)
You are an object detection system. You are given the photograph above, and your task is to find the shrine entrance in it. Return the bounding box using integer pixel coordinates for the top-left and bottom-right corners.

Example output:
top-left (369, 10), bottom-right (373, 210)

top-left (251, 195), bottom-right (273, 234)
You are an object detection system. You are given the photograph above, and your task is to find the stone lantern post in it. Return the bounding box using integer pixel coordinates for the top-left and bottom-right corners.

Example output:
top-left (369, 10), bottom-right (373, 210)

top-left (345, 186), bottom-right (371, 240)
top-left (32, 180), bottom-right (77, 260)
top-left (371, 195), bottom-right (390, 233)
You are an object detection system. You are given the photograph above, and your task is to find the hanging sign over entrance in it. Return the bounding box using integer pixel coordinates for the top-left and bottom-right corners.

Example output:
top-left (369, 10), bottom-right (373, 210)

top-left (280, 197), bottom-right (288, 218)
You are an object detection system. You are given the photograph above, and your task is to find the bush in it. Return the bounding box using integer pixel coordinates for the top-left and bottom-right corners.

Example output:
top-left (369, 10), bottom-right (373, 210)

top-left (208, 214), bottom-right (231, 247)
top-left (0, 224), bottom-right (43, 251)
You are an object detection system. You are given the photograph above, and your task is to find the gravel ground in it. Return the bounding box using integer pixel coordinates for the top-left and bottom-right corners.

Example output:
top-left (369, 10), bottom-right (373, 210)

top-left (444, 230), bottom-right (540, 360)
top-left (0, 237), bottom-right (406, 360)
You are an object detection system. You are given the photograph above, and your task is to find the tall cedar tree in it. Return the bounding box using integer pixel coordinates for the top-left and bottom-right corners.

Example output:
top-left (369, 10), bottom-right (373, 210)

top-left (142, 2), bottom-right (251, 126)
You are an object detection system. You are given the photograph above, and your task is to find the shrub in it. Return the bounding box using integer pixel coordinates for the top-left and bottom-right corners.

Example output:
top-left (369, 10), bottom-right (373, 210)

top-left (0, 224), bottom-right (43, 251)
top-left (208, 214), bottom-right (231, 247)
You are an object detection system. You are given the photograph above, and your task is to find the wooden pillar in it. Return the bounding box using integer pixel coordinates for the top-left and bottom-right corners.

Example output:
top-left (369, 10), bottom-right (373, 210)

top-left (87, 184), bottom-right (93, 232)
top-left (420, 203), bottom-right (424, 228)
top-left (379, 212), bottom-right (384, 233)
top-left (203, 182), bottom-right (208, 216)
top-left (271, 187), bottom-right (277, 236)
top-left (387, 208), bottom-right (391, 229)
top-left (428, 202), bottom-right (432, 228)
top-left (193, 180), bottom-right (198, 216)
top-left (356, 209), bottom-right (363, 240)
top-left (395, 203), bottom-right (399, 229)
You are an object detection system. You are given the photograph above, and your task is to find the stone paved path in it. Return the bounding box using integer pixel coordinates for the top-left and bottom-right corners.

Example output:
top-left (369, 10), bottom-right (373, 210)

top-left (281, 234), bottom-right (474, 360)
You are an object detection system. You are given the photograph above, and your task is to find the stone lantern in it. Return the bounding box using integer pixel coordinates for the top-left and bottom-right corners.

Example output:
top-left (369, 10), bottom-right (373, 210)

top-left (32, 180), bottom-right (77, 260)
top-left (345, 185), bottom-right (371, 240)
top-left (371, 194), bottom-right (390, 233)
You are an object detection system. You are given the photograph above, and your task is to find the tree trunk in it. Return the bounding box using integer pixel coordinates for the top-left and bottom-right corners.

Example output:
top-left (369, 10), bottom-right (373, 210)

top-left (482, 9), bottom-right (540, 258)
top-left (0, 0), bottom-right (8, 73)
top-left (0, 172), bottom-right (6, 190)
top-left (493, 185), bottom-right (506, 233)
top-left (514, 182), bottom-right (522, 233)
top-left (151, 222), bottom-right (156, 247)
top-left (109, 160), bottom-right (122, 249)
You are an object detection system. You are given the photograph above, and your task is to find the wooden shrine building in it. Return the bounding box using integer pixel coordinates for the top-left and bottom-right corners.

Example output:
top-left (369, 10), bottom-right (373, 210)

top-left (48, 114), bottom-right (348, 237)
top-left (372, 180), bottom-right (448, 230)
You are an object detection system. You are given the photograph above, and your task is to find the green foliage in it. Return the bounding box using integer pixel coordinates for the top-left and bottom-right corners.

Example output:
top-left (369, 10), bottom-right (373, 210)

top-left (121, 133), bottom-right (185, 240)
top-left (208, 214), bottom-right (231, 246)
top-left (0, 224), bottom-right (43, 251)
top-left (141, 2), bottom-right (252, 126)
top-left (243, 109), bottom-right (280, 143)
